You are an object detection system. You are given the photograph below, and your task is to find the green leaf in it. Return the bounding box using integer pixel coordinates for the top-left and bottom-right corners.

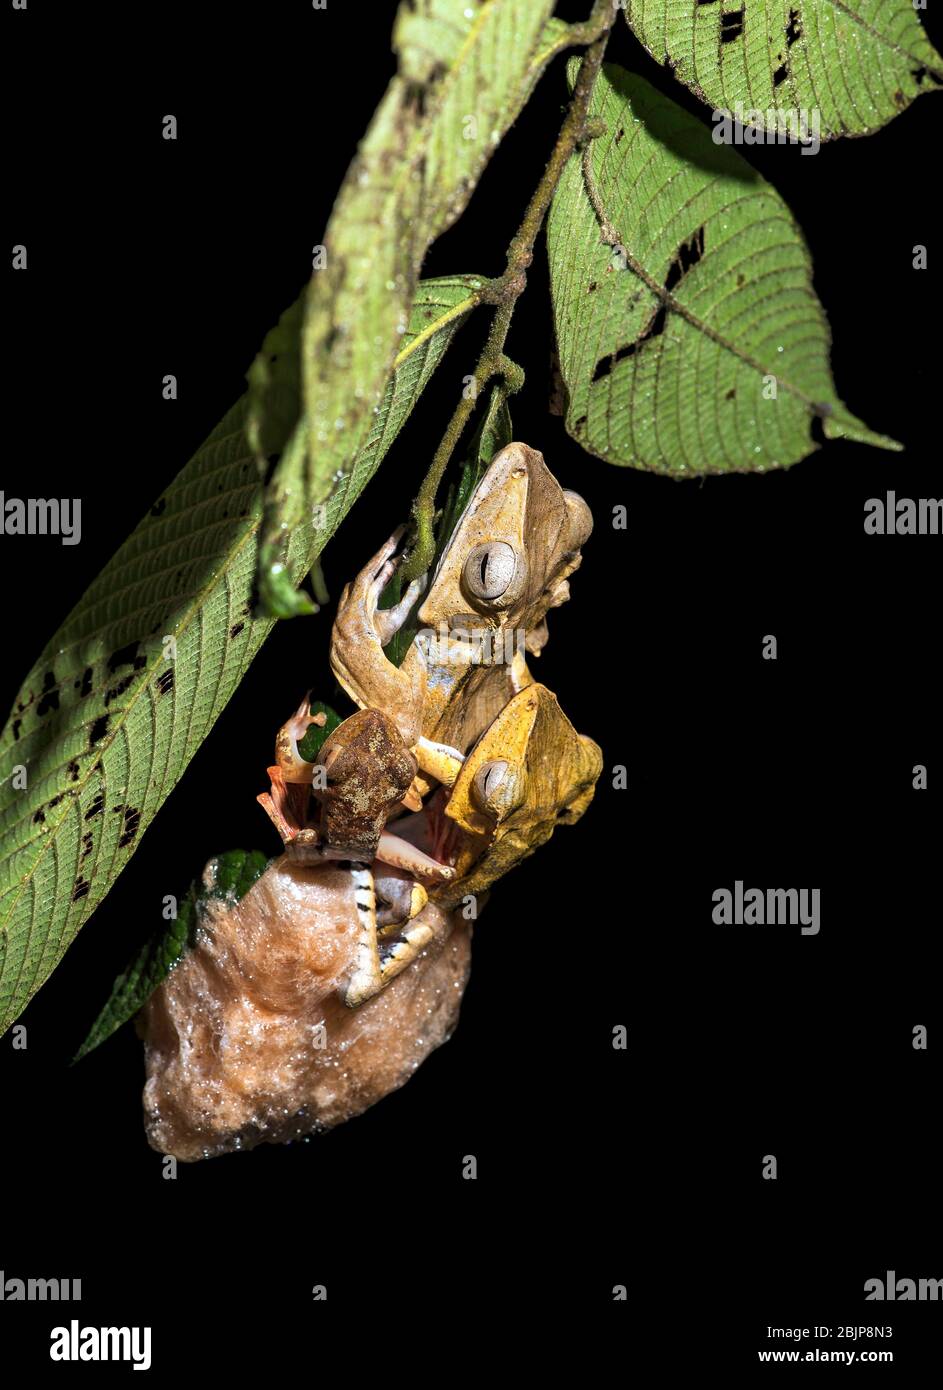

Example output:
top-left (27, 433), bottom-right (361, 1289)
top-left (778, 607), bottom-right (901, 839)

top-left (257, 274), bottom-right (484, 617)
top-left (259, 0), bottom-right (559, 614)
top-left (0, 275), bottom-right (477, 1037)
top-left (205, 848), bottom-right (269, 902)
top-left (395, 0), bottom-right (559, 248)
top-left (246, 294), bottom-right (304, 466)
top-left (73, 849), bottom-right (268, 1062)
top-left (547, 64), bottom-right (901, 477)
top-left (622, 0), bottom-right (942, 139)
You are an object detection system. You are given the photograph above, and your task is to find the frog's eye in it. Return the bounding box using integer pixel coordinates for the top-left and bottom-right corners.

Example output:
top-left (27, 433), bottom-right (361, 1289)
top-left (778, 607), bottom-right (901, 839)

top-left (471, 759), bottom-right (520, 816)
top-left (463, 542), bottom-right (517, 602)
top-left (474, 760), bottom-right (507, 801)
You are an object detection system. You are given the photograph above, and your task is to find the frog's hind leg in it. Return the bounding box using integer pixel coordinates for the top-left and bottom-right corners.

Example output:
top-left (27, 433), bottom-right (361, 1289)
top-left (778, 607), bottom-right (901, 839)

top-left (345, 866), bottom-right (383, 1007)
top-left (374, 915), bottom-right (440, 994)
top-left (345, 866), bottom-right (444, 1007)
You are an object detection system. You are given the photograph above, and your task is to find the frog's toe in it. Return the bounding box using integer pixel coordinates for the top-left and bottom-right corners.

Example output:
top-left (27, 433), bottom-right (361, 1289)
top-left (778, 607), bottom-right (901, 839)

top-left (375, 572), bottom-right (427, 644)
top-left (377, 830), bottom-right (455, 883)
top-left (369, 527), bottom-right (406, 580)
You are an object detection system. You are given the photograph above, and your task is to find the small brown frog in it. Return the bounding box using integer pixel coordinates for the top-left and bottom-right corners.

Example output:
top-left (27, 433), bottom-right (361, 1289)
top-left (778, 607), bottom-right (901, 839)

top-left (257, 699), bottom-right (452, 884)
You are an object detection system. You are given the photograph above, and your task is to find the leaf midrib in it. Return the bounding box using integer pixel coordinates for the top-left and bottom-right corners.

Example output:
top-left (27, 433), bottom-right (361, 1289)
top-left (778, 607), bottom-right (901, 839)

top-left (578, 142), bottom-right (825, 414)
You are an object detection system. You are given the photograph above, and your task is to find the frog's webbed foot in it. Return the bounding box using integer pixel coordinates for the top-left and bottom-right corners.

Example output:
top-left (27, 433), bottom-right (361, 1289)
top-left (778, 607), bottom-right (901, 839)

top-left (330, 531), bottom-right (427, 745)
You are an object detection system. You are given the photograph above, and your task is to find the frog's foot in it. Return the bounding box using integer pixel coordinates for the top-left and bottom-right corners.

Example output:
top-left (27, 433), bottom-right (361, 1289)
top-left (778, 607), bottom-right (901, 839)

top-left (345, 864), bottom-right (444, 1008)
top-left (375, 572), bottom-right (427, 647)
top-left (257, 782), bottom-right (294, 843)
top-left (330, 531), bottom-right (427, 744)
top-left (275, 691), bottom-right (326, 783)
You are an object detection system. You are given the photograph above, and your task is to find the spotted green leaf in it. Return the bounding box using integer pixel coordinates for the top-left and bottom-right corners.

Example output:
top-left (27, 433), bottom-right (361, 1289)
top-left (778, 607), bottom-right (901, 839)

top-left (622, 0), bottom-right (942, 140)
top-left (547, 64), bottom-right (900, 476)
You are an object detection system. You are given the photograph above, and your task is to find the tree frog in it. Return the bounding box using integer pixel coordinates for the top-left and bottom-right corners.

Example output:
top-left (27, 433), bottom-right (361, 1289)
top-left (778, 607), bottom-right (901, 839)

top-left (329, 442), bottom-right (593, 770)
top-left (349, 683), bottom-right (603, 1001)
top-left (257, 697), bottom-right (453, 885)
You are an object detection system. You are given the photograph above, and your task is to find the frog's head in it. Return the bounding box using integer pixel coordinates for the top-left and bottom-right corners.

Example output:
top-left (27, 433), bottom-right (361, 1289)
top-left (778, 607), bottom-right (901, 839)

top-left (432, 682), bottom-right (602, 906)
top-left (417, 443), bottom-right (592, 652)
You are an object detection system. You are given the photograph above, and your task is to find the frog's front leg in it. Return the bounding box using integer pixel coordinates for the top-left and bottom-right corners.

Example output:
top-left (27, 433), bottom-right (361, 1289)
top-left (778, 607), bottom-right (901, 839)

top-left (256, 693), bottom-right (326, 843)
top-left (275, 690), bottom-right (325, 783)
top-left (413, 736), bottom-right (465, 787)
top-left (330, 530), bottom-right (427, 746)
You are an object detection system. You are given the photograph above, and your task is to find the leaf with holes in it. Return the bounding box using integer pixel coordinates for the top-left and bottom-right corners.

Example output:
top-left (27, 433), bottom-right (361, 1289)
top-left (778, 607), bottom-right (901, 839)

top-left (547, 64), bottom-right (900, 476)
top-left (0, 275), bottom-right (477, 1037)
top-left (73, 849), bottom-right (269, 1063)
top-left (622, 0), bottom-right (942, 139)
top-left (259, 0), bottom-right (559, 616)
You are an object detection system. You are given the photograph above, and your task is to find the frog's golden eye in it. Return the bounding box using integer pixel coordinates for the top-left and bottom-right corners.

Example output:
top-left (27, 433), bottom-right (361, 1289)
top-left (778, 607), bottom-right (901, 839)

top-left (463, 541), bottom-right (517, 602)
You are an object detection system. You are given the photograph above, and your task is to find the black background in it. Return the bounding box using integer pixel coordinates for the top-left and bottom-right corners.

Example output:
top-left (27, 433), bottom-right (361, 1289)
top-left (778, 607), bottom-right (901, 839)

top-left (2, 0), bottom-right (939, 1372)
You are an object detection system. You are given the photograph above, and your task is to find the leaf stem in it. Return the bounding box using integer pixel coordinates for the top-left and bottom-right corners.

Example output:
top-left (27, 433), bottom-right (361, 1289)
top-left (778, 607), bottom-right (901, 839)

top-left (399, 0), bottom-right (616, 583)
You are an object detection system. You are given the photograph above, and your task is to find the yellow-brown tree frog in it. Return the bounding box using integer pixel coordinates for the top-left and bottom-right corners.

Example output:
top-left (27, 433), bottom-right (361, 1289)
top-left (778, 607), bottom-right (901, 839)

top-left (329, 442), bottom-right (593, 771)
